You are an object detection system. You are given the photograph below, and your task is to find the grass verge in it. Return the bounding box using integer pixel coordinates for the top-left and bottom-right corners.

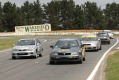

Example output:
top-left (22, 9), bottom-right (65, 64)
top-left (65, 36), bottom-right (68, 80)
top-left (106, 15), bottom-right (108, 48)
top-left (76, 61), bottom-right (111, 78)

top-left (114, 34), bottom-right (119, 37)
top-left (0, 35), bottom-right (81, 50)
top-left (0, 39), bottom-right (18, 50)
top-left (106, 51), bottom-right (119, 80)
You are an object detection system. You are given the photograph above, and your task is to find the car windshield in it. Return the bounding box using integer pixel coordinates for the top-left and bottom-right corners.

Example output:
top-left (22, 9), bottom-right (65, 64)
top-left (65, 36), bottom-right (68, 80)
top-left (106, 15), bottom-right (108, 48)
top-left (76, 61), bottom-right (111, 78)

top-left (16, 40), bottom-right (35, 46)
top-left (81, 38), bottom-right (97, 41)
top-left (97, 33), bottom-right (108, 37)
top-left (55, 40), bottom-right (79, 48)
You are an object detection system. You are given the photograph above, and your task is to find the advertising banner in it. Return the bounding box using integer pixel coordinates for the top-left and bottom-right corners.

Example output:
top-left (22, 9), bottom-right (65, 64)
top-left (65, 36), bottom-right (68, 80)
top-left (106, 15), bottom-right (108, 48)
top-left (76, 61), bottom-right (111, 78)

top-left (15, 24), bottom-right (51, 33)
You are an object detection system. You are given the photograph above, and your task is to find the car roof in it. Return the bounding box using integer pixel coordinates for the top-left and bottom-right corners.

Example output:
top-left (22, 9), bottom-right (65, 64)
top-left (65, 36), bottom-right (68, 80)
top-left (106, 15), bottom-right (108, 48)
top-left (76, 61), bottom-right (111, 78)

top-left (59, 38), bottom-right (78, 41)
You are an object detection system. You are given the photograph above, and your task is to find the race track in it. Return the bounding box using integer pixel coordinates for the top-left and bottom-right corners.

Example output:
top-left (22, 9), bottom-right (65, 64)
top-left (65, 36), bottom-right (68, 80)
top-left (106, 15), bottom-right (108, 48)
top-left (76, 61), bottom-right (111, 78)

top-left (0, 38), bottom-right (118, 80)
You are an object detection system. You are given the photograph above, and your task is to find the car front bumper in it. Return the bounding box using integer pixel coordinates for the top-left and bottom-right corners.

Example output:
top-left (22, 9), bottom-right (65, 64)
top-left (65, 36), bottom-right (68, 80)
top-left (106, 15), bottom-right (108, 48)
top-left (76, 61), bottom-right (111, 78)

top-left (12, 51), bottom-right (36, 57)
top-left (100, 39), bottom-right (110, 43)
top-left (84, 46), bottom-right (98, 51)
top-left (50, 55), bottom-right (81, 62)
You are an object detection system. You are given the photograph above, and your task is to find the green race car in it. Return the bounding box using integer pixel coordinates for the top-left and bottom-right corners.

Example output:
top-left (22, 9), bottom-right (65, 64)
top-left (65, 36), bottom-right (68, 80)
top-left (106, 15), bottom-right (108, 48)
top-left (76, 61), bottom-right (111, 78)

top-left (49, 38), bottom-right (85, 64)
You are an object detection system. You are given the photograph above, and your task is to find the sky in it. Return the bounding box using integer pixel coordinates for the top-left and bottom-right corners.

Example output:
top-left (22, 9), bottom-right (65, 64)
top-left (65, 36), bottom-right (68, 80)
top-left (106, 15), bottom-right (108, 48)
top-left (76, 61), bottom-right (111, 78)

top-left (0, 0), bottom-right (119, 9)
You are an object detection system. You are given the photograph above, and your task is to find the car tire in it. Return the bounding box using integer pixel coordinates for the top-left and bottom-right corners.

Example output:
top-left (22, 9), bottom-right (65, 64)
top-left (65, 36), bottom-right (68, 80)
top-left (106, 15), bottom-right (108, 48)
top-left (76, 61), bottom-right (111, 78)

top-left (12, 56), bottom-right (17, 59)
top-left (99, 46), bottom-right (101, 50)
top-left (50, 61), bottom-right (55, 64)
top-left (33, 56), bottom-right (37, 59)
top-left (39, 49), bottom-right (43, 57)
top-left (83, 57), bottom-right (85, 61)
top-left (39, 54), bottom-right (42, 57)
top-left (108, 41), bottom-right (110, 44)
top-left (78, 58), bottom-right (82, 64)
top-left (33, 53), bottom-right (38, 59)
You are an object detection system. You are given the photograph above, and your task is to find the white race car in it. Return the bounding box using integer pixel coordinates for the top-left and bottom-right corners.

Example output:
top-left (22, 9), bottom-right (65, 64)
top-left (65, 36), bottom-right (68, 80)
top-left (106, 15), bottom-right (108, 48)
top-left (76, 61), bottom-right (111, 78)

top-left (81, 37), bottom-right (101, 51)
top-left (12, 38), bottom-right (43, 59)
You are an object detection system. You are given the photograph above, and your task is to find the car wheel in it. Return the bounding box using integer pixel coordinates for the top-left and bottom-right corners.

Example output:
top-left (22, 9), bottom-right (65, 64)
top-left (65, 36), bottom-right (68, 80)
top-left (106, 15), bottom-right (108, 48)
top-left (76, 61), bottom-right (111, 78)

top-left (12, 56), bottom-right (17, 59)
top-left (99, 45), bottom-right (101, 50)
top-left (33, 53), bottom-right (38, 59)
top-left (108, 41), bottom-right (110, 44)
top-left (95, 48), bottom-right (98, 51)
top-left (39, 54), bottom-right (42, 57)
top-left (33, 56), bottom-right (37, 59)
top-left (78, 58), bottom-right (82, 64)
top-left (83, 57), bottom-right (85, 61)
top-left (50, 61), bottom-right (55, 64)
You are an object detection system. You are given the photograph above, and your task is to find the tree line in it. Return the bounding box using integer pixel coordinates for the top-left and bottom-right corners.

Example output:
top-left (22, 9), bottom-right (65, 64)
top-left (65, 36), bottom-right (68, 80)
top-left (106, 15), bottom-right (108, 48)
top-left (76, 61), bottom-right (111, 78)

top-left (0, 0), bottom-right (119, 32)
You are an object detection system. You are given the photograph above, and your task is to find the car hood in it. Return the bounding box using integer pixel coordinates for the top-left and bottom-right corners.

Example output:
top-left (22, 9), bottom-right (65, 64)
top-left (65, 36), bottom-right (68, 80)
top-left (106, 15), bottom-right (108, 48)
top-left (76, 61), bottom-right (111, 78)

top-left (52, 47), bottom-right (81, 53)
top-left (13, 45), bottom-right (36, 50)
top-left (81, 41), bottom-right (98, 44)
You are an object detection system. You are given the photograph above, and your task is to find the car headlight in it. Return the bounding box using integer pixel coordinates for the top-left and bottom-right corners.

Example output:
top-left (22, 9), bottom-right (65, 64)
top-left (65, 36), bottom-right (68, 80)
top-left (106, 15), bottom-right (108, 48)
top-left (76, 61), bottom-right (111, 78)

top-left (51, 52), bottom-right (58, 55)
top-left (91, 44), bottom-right (97, 47)
top-left (72, 52), bottom-right (79, 55)
top-left (12, 49), bottom-right (19, 51)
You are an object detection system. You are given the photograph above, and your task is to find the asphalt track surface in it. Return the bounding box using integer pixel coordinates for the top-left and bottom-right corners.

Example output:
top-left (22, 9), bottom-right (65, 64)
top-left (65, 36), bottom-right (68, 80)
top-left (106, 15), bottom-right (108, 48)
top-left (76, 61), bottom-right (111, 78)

top-left (0, 38), bottom-right (118, 80)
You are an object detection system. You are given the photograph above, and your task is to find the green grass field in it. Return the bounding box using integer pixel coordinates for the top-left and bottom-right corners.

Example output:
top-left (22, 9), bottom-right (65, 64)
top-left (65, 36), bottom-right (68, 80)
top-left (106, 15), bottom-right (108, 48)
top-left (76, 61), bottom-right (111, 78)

top-left (0, 35), bottom-right (81, 50)
top-left (0, 39), bottom-right (18, 50)
top-left (114, 34), bottom-right (119, 37)
top-left (0, 34), bottom-right (118, 51)
top-left (106, 51), bottom-right (119, 80)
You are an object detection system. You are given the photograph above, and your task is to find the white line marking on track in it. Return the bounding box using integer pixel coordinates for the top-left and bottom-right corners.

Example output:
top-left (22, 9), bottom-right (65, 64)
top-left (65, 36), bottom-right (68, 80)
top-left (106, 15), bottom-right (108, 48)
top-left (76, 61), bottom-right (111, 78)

top-left (87, 39), bottom-right (119, 80)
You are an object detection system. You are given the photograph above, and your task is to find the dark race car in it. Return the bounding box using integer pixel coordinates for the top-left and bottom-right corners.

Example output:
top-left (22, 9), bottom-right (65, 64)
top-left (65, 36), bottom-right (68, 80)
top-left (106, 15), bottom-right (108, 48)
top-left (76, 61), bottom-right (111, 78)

top-left (49, 38), bottom-right (85, 64)
top-left (97, 32), bottom-right (110, 44)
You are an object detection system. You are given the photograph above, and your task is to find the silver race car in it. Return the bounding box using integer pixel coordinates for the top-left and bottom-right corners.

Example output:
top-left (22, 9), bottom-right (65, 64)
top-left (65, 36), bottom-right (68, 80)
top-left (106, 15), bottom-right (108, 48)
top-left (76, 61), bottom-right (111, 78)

top-left (12, 38), bottom-right (43, 59)
top-left (81, 37), bottom-right (101, 51)
top-left (49, 38), bottom-right (85, 64)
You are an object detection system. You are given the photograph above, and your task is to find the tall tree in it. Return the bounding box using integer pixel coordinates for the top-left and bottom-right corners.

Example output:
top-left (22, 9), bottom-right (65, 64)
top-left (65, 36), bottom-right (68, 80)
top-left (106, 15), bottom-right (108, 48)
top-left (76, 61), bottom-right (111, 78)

top-left (74, 5), bottom-right (84, 29)
top-left (0, 2), bottom-right (3, 31)
top-left (82, 1), bottom-right (103, 29)
top-left (21, 1), bottom-right (34, 25)
top-left (43, 0), bottom-right (76, 30)
top-left (32, 0), bottom-right (43, 24)
top-left (43, 0), bottom-right (61, 30)
top-left (15, 7), bottom-right (24, 26)
top-left (60, 0), bottom-right (75, 29)
top-left (104, 2), bottom-right (119, 29)
top-left (3, 2), bottom-right (17, 31)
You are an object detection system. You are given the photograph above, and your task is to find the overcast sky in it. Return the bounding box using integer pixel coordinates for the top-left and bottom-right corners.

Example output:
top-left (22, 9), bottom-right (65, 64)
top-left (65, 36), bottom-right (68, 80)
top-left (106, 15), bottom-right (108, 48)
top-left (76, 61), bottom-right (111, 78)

top-left (0, 0), bottom-right (119, 9)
